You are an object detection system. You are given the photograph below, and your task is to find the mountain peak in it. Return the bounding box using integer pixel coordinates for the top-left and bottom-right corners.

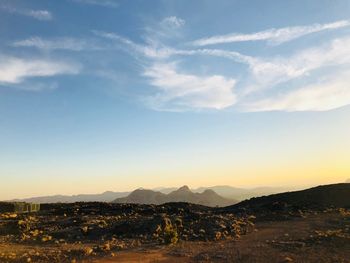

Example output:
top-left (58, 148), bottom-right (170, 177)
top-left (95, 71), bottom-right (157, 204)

top-left (177, 185), bottom-right (191, 192)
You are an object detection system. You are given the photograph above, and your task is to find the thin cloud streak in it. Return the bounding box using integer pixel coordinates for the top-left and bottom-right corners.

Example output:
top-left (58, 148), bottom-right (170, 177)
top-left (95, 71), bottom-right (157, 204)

top-left (13, 37), bottom-right (103, 51)
top-left (71, 0), bottom-right (119, 8)
top-left (0, 5), bottom-right (52, 20)
top-left (192, 20), bottom-right (350, 46)
top-left (93, 31), bottom-right (178, 59)
top-left (0, 56), bottom-right (80, 84)
top-left (93, 30), bottom-right (254, 63)
top-left (9, 82), bottom-right (59, 92)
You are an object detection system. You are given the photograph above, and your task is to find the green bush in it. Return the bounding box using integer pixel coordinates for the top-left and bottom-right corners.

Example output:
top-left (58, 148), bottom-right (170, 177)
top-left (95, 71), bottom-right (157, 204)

top-left (163, 224), bottom-right (178, 244)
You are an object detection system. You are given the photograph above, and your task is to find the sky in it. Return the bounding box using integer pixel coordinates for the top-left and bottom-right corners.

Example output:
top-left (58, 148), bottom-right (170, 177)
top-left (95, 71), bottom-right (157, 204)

top-left (1, 0), bottom-right (350, 199)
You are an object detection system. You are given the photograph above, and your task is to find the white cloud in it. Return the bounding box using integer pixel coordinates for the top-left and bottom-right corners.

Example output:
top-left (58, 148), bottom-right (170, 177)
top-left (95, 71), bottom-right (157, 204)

top-left (13, 37), bottom-right (100, 51)
top-left (192, 20), bottom-right (350, 46)
top-left (161, 16), bottom-right (185, 29)
top-left (71, 0), bottom-right (119, 8)
top-left (144, 63), bottom-right (236, 110)
top-left (0, 56), bottom-right (80, 84)
top-left (245, 71), bottom-right (350, 112)
top-left (244, 36), bottom-right (350, 93)
top-left (1, 5), bottom-right (52, 20)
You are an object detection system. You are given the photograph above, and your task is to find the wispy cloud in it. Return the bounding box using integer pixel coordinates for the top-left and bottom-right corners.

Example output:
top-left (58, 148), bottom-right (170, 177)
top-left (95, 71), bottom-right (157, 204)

top-left (0, 5), bottom-right (52, 20)
top-left (245, 71), bottom-right (350, 112)
top-left (143, 16), bottom-right (186, 41)
top-left (26, 10), bottom-right (52, 20)
top-left (192, 20), bottom-right (350, 46)
top-left (93, 30), bottom-right (254, 63)
top-left (13, 37), bottom-right (102, 51)
top-left (94, 25), bottom-right (350, 112)
top-left (160, 16), bottom-right (185, 29)
top-left (244, 36), bottom-right (350, 93)
top-left (144, 63), bottom-right (236, 110)
top-left (93, 31), bottom-right (178, 59)
top-left (71, 0), bottom-right (119, 8)
top-left (10, 82), bottom-right (59, 92)
top-left (0, 56), bottom-right (80, 84)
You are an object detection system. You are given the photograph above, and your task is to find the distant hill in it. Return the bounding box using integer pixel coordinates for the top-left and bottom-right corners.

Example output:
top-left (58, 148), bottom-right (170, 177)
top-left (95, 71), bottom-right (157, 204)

top-left (346, 179), bottom-right (350, 183)
top-left (225, 183), bottom-right (350, 212)
top-left (113, 185), bottom-right (237, 207)
top-left (192, 185), bottom-right (296, 201)
top-left (10, 191), bottom-right (130, 204)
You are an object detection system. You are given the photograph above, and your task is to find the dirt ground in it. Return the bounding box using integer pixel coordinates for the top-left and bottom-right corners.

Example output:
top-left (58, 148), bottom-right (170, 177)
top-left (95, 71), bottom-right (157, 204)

top-left (96, 212), bottom-right (350, 262)
top-left (0, 204), bottom-right (349, 263)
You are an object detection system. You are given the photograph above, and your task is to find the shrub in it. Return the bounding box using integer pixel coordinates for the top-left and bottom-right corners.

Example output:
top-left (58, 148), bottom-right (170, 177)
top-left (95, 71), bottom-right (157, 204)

top-left (164, 224), bottom-right (178, 244)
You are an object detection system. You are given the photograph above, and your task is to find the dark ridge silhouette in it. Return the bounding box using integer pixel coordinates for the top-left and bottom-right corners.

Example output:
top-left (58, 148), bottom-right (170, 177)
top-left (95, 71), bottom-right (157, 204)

top-left (224, 183), bottom-right (350, 212)
top-left (113, 185), bottom-right (237, 207)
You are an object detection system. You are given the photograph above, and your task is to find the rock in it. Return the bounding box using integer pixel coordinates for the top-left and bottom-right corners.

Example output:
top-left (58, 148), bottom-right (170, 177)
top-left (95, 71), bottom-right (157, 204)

top-left (41, 235), bottom-right (52, 242)
top-left (282, 256), bottom-right (293, 262)
top-left (84, 247), bottom-right (93, 255)
top-left (81, 226), bottom-right (88, 234)
top-left (175, 217), bottom-right (183, 228)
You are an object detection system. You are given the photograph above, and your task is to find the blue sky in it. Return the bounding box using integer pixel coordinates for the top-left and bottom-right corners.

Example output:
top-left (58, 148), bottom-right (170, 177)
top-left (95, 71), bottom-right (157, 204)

top-left (1, 0), bottom-right (350, 199)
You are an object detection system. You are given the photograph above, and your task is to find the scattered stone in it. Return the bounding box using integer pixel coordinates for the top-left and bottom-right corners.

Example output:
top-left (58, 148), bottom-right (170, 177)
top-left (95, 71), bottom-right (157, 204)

top-left (282, 256), bottom-right (293, 262)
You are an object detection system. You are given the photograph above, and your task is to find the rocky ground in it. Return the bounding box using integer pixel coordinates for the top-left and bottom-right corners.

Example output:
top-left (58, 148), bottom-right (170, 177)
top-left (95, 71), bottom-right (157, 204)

top-left (0, 202), bottom-right (349, 262)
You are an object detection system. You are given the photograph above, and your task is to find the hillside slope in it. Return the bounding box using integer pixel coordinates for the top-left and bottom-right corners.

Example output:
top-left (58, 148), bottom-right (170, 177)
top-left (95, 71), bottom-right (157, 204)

top-left (225, 183), bottom-right (350, 212)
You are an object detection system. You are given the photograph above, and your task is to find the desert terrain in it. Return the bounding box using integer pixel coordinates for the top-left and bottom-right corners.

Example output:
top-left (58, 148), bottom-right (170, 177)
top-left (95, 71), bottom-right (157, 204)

top-left (0, 184), bottom-right (349, 263)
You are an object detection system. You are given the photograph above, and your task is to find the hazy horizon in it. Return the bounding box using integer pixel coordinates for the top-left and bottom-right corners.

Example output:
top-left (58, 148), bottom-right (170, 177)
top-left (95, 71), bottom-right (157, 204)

top-left (2, 181), bottom-right (347, 201)
top-left (1, 0), bottom-right (350, 200)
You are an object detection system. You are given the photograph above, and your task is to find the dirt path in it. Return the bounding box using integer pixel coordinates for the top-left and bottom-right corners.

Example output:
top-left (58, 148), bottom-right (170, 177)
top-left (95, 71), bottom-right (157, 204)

top-left (93, 248), bottom-right (183, 263)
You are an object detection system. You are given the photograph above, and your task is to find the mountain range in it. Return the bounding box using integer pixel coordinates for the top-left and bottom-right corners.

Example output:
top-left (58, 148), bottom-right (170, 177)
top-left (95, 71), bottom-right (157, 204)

top-left (10, 191), bottom-right (130, 204)
top-left (113, 185), bottom-right (236, 207)
top-left (144, 185), bottom-right (298, 200)
top-left (8, 185), bottom-right (298, 204)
